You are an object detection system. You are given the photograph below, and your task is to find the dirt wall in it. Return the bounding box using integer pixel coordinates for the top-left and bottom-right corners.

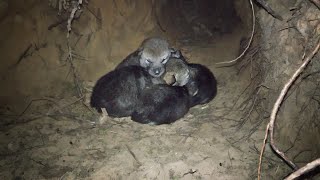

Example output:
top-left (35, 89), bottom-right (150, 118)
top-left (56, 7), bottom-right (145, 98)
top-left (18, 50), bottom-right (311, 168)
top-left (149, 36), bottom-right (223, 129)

top-left (0, 0), bottom-right (160, 112)
top-left (256, 0), bottom-right (320, 166)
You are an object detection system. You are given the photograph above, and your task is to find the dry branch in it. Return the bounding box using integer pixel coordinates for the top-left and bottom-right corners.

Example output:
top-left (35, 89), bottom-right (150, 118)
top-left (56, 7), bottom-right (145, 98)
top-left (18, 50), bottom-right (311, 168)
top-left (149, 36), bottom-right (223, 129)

top-left (65, 0), bottom-right (85, 98)
top-left (258, 123), bottom-right (269, 179)
top-left (284, 158), bottom-right (320, 180)
top-left (67, 1), bottom-right (82, 38)
top-left (215, 0), bottom-right (255, 67)
top-left (269, 40), bottom-right (320, 170)
top-left (66, 43), bottom-right (84, 97)
top-left (258, 39), bottom-right (320, 180)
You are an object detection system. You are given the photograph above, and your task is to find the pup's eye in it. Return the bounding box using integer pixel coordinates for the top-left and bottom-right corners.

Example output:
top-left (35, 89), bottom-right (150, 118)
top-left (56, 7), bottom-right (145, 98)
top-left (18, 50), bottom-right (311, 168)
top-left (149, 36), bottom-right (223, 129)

top-left (161, 58), bottom-right (168, 64)
top-left (146, 59), bottom-right (152, 64)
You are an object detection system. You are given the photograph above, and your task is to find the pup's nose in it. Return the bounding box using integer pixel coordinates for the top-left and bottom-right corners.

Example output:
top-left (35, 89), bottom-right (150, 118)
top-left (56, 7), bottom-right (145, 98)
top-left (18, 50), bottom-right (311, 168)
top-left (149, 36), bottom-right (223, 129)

top-left (153, 68), bottom-right (161, 75)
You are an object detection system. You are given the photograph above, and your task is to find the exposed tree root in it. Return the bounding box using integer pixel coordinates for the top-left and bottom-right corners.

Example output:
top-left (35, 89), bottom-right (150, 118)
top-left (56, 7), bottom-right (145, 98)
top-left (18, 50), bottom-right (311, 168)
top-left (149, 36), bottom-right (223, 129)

top-left (258, 39), bottom-right (320, 180)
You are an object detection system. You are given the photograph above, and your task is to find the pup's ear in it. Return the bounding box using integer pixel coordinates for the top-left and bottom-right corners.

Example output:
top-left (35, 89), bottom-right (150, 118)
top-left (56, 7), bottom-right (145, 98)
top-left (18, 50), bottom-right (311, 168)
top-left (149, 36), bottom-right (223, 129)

top-left (186, 82), bottom-right (199, 96)
top-left (137, 47), bottom-right (144, 56)
top-left (170, 48), bottom-right (181, 58)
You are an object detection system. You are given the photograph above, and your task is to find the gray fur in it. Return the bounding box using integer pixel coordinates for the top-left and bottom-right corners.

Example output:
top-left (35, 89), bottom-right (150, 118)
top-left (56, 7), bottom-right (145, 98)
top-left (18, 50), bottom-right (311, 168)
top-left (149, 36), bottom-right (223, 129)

top-left (116, 37), bottom-right (178, 77)
top-left (163, 56), bottom-right (190, 86)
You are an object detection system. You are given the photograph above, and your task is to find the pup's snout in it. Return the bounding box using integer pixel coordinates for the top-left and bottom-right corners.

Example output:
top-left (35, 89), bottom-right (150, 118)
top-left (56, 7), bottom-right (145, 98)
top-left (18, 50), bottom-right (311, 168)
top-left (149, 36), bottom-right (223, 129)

top-left (154, 68), bottom-right (160, 75)
top-left (149, 67), bottom-right (164, 77)
top-left (153, 68), bottom-right (163, 76)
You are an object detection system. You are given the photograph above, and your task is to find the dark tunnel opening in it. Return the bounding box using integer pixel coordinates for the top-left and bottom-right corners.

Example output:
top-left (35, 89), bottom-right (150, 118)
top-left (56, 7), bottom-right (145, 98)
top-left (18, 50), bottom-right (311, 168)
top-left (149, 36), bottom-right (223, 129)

top-left (155, 0), bottom-right (251, 45)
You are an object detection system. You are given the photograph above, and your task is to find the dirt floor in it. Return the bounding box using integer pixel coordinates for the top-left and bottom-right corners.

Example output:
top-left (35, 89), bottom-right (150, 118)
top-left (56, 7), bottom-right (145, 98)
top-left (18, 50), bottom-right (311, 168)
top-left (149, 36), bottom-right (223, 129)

top-left (0, 30), bottom-right (270, 180)
top-left (0, 0), bottom-right (319, 179)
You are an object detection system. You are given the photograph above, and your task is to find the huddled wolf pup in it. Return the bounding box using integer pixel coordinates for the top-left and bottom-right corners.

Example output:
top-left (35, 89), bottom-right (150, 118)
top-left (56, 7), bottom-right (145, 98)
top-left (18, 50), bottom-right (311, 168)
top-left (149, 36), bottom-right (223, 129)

top-left (163, 56), bottom-right (190, 86)
top-left (162, 56), bottom-right (217, 107)
top-left (90, 63), bottom-right (191, 124)
top-left (130, 59), bottom-right (217, 125)
top-left (132, 84), bottom-right (190, 125)
top-left (186, 63), bottom-right (217, 107)
top-left (116, 37), bottom-right (180, 77)
top-left (90, 66), bottom-right (164, 117)
top-left (90, 49), bottom-right (217, 124)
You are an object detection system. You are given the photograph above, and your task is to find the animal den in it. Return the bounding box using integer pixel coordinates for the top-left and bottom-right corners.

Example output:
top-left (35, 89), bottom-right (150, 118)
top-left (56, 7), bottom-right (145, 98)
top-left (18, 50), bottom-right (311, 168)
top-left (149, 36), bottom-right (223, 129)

top-left (0, 0), bottom-right (319, 179)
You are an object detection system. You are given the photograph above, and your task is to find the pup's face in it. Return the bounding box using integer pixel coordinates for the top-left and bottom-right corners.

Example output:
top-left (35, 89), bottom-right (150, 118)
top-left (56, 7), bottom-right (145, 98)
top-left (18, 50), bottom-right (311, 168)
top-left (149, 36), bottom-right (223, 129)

top-left (163, 57), bottom-right (190, 86)
top-left (139, 49), bottom-right (170, 77)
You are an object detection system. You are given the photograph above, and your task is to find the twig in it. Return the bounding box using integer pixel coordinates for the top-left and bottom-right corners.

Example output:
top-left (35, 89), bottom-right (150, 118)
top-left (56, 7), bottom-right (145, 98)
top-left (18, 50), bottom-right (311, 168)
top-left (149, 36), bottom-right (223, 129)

top-left (85, 6), bottom-right (102, 21)
top-left (9, 44), bottom-right (33, 69)
top-left (255, 0), bottom-right (283, 20)
top-left (236, 87), bottom-right (262, 130)
top-left (284, 158), bottom-right (320, 180)
top-left (258, 123), bottom-right (269, 180)
top-left (65, 0), bottom-right (85, 98)
top-left (182, 169), bottom-right (198, 176)
top-left (29, 157), bottom-right (47, 167)
top-left (47, 96), bottom-right (84, 115)
top-left (215, 0), bottom-right (255, 67)
top-left (67, 43), bottom-right (84, 98)
top-left (67, 0), bottom-right (83, 38)
top-left (237, 46), bottom-right (260, 74)
top-left (125, 145), bottom-right (142, 166)
top-left (18, 98), bottom-right (62, 117)
top-left (258, 39), bottom-right (320, 178)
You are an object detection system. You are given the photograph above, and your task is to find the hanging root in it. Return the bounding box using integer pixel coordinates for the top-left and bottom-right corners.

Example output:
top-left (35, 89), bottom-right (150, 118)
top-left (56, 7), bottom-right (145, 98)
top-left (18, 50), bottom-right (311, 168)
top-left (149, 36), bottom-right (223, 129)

top-left (257, 39), bottom-right (320, 180)
top-left (215, 0), bottom-right (255, 67)
top-left (67, 0), bottom-right (83, 38)
top-left (284, 158), bottom-right (320, 180)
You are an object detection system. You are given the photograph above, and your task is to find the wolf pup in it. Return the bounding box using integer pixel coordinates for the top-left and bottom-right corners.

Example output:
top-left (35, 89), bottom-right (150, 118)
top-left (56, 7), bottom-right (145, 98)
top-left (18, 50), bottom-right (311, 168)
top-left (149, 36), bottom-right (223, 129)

top-left (116, 37), bottom-right (180, 77)
top-left (163, 56), bottom-right (190, 86)
top-left (90, 66), bottom-right (164, 117)
top-left (131, 84), bottom-right (190, 125)
top-left (186, 64), bottom-right (217, 107)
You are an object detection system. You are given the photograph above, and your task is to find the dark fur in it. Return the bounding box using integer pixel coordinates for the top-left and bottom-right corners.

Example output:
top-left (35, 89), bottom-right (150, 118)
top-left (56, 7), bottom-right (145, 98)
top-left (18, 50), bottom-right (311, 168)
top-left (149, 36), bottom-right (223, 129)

top-left (90, 65), bottom-right (190, 124)
top-left (132, 85), bottom-right (190, 125)
top-left (90, 57), bottom-right (216, 125)
top-left (116, 50), bottom-right (140, 69)
top-left (90, 66), bottom-right (160, 117)
top-left (186, 63), bottom-right (217, 107)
